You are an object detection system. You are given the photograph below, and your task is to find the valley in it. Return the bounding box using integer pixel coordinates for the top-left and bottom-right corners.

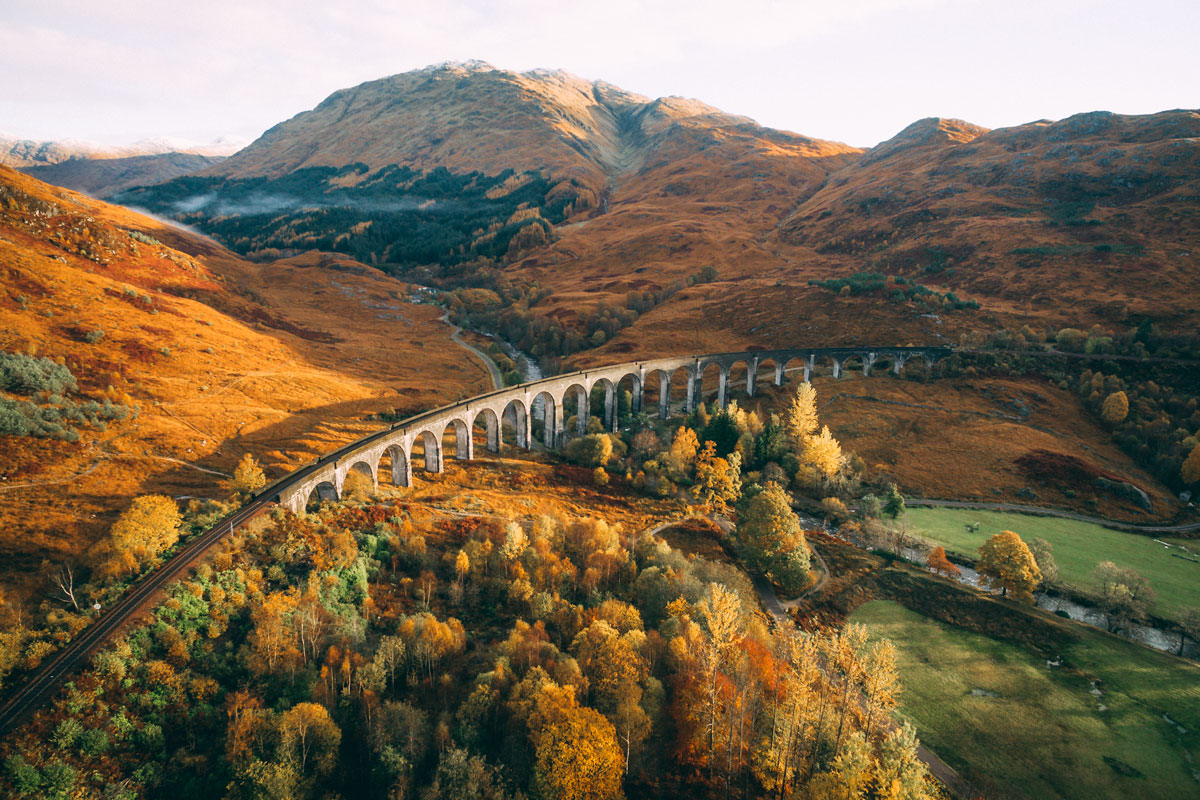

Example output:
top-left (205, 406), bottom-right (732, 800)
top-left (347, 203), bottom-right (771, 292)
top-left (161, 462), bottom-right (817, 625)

top-left (1, 54), bottom-right (1197, 800)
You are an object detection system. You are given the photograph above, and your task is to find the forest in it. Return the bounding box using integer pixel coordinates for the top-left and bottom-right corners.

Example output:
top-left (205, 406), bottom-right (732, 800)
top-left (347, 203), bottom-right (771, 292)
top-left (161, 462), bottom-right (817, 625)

top-left (0, 379), bottom-right (946, 800)
top-left (116, 164), bottom-right (583, 268)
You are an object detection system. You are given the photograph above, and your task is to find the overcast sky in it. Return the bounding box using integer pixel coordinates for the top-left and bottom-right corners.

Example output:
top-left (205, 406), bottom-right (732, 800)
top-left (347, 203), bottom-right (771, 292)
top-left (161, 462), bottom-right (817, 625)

top-left (2, 0), bottom-right (1197, 149)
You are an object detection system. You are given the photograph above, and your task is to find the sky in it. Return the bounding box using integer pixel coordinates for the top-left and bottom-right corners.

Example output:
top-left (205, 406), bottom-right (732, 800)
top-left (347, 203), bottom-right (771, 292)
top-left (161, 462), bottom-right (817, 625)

top-left (1, 0), bottom-right (1197, 149)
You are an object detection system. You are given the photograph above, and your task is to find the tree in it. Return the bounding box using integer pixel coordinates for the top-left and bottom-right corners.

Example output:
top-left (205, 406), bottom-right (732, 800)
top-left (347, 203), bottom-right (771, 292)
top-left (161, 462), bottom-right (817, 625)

top-left (926, 547), bottom-right (960, 578)
top-left (592, 466), bottom-right (610, 487)
top-left (665, 426), bottom-right (700, 479)
top-left (802, 426), bottom-right (843, 480)
top-left (883, 484), bottom-right (906, 520)
top-left (455, 550), bottom-right (470, 589)
top-left (693, 444), bottom-right (742, 514)
top-left (1027, 537), bottom-right (1059, 587)
top-left (530, 684), bottom-right (624, 800)
top-left (1092, 561), bottom-right (1156, 631)
top-left (739, 484), bottom-right (810, 590)
top-left (783, 382), bottom-right (819, 457)
top-left (101, 495), bottom-right (182, 577)
top-left (976, 531), bottom-right (1042, 602)
top-left (277, 702), bottom-right (341, 778)
top-left (231, 453), bottom-right (267, 494)
top-left (1101, 391), bottom-right (1129, 424)
top-left (565, 434), bottom-right (613, 467)
top-left (702, 411), bottom-right (740, 458)
top-left (1183, 441), bottom-right (1200, 485)
top-left (1178, 607), bottom-right (1200, 657)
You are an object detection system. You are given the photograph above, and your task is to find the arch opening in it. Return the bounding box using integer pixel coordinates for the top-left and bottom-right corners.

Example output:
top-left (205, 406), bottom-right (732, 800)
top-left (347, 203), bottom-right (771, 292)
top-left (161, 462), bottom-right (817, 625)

top-left (590, 379), bottom-right (617, 433)
top-left (563, 384), bottom-right (588, 436)
top-left (532, 391), bottom-right (559, 448)
top-left (444, 418), bottom-right (470, 461)
top-left (305, 480), bottom-right (338, 512)
top-left (411, 429), bottom-right (441, 473)
top-left (615, 373), bottom-right (640, 429)
top-left (501, 398), bottom-right (529, 449)
top-left (472, 408), bottom-right (500, 454)
top-left (379, 444), bottom-right (410, 487)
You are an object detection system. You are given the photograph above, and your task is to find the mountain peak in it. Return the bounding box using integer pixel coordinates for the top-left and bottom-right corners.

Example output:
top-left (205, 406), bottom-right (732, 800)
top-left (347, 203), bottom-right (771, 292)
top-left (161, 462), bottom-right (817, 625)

top-left (865, 117), bottom-right (988, 163)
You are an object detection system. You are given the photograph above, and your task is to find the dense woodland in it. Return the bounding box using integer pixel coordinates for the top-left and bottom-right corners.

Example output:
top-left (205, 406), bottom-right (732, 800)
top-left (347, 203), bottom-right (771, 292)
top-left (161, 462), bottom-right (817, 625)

top-left (0, 376), bottom-right (952, 800)
top-left (117, 164), bottom-right (581, 268)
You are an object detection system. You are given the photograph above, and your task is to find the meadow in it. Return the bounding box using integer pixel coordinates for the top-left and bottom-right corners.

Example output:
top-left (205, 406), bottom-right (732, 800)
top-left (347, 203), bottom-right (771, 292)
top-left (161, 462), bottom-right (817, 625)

top-left (849, 599), bottom-right (1200, 800)
top-left (902, 507), bottom-right (1200, 620)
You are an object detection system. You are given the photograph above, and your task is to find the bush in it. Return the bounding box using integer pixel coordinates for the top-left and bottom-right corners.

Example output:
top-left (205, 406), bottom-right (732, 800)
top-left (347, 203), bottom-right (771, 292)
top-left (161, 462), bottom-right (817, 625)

top-left (592, 467), bottom-right (609, 486)
top-left (0, 352), bottom-right (78, 395)
top-left (564, 434), bottom-right (613, 467)
top-left (83, 328), bottom-right (105, 344)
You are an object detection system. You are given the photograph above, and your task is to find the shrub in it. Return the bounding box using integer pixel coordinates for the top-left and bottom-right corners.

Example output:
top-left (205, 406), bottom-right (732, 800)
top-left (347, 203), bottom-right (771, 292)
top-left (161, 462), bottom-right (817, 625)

top-left (592, 467), bottom-right (609, 486)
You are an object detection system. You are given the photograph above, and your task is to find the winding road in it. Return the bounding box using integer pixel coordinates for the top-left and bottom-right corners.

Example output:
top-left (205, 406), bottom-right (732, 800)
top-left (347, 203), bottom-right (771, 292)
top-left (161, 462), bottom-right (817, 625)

top-left (440, 312), bottom-right (504, 391)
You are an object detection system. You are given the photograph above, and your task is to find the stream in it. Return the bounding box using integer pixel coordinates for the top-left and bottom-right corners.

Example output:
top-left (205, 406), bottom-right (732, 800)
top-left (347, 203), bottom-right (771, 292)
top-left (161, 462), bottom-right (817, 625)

top-left (834, 529), bottom-right (1194, 657)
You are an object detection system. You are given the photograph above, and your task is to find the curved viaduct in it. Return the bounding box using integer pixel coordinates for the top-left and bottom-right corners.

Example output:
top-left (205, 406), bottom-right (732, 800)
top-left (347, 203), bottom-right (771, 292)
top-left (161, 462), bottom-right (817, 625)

top-left (277, 346), bottom-right (950, 513)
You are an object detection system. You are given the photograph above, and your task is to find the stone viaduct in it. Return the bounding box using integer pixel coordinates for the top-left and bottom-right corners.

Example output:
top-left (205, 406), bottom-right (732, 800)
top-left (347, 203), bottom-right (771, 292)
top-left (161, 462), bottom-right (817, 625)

top-left (275, 346), bottom-right (951, 512)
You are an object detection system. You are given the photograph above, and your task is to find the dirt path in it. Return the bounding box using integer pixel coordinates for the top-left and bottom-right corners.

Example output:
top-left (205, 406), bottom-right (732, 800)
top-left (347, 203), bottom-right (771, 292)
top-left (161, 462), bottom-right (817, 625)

top-left (440, 312), bottom-right (503, 391)
top-left (908, 497), bottom-right (1200, 533)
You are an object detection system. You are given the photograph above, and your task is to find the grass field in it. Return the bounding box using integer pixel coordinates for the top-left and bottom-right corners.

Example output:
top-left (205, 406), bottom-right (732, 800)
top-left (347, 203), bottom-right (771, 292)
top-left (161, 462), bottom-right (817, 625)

top-left (849, 600), bottom-right (1200, 800)
top-left (902, 508), bottom-right (1200, 621)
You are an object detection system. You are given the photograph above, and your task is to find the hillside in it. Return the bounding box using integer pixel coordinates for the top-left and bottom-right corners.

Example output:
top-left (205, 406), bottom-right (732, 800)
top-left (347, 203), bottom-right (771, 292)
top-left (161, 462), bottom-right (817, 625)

top-left (21, 153), bottom-right (226, 198)
top-left (0, 166), bottom-right (491, 598)
top-left (776, 110), bottom-right (1200, 333)
top-left (113, 65), bottom-right (1200, 361)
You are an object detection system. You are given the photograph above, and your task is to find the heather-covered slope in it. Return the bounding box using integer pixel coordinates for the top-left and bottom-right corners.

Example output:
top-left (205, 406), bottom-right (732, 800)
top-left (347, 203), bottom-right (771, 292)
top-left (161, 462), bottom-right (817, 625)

top-left (0, 167), bottom-right (488, 592)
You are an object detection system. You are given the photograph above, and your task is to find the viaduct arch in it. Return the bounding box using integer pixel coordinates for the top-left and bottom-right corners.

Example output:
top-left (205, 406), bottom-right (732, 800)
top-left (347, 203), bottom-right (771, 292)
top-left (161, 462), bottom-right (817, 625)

top-left (278, 346), bottom-right (951, 511)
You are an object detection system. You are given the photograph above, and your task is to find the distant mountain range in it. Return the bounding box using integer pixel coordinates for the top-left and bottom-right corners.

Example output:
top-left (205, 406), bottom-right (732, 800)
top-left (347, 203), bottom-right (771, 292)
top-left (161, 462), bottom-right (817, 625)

top-left (26, 62), bottom-right (1200, 351)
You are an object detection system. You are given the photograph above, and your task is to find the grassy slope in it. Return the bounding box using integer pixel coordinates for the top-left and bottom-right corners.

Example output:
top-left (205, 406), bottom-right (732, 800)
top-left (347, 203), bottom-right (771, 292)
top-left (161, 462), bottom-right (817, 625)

top-left (902, 508), bottom-right (1200, 620)
top-left (0, 167), bottom-right (492, 597)
top-left (850, 600), bottom-right (1200, 800)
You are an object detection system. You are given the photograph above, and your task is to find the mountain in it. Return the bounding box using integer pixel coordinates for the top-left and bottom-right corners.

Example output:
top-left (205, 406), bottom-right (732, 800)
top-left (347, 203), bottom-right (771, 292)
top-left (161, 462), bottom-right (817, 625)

top-left (0, 135), bottom-right (248, 198)
top-left (116, 62), bottom-right (862, 339)
top-left (0, 166), bottom-right (488, 589)
top-left (0, 134), bottom-right (247, 167)
top-left (776, 109), bottom-right (1200, 330)
top-left (20, 152), bottom-right (227, 197)
top-left (115, 65), bottom-right (1200, 362)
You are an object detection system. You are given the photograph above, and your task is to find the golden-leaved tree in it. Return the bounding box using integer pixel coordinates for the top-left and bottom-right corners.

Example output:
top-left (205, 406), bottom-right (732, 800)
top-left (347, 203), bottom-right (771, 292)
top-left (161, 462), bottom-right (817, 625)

top-left (739, 483), bottom-right (810, 591)
top-left (693, 442), bottom-right (742, 513)
top-left (1183, 441), bottom-right (1200, 485)
top-left (530, 683), bottom-right (625, 800)
top-left (783, 382), bottom-right (819, 456)
top-left (231, 453), bottom-right (266, 494)
top-left (976, 530), bottom-right (1042, 602)
top-left (1101, 390), bottom-right (1129, 424)
top-left (100, 495), bottom-right (182, 578)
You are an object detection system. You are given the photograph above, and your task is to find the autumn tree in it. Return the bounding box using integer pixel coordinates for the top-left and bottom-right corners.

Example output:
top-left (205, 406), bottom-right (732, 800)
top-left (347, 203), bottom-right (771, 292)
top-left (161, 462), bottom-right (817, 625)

top-left (231, 453), bottom-right (267, 495)
top-left (529, 683), bottom-right (624, 800)
top-left (1183, 441), bottom-right (1200, 485)
top-left (664, 426), bottom-right (700, 480)
top-left (783, 382), bottom-right (819, 457)
top-left (976, 530), bottom-right (1042, 602)
top-left (1092, 561), bottom-right (1156, 631)
top-left (692, 443), bottom-right (742, 514)
top-left (1101, 390), bottom-right (1129, 424)
top-left (565, 434), bottom-right (613, 467)
top-left (1027, 537), bottom-right (1059, 587)
top-left (100, 495), bottom-right (182, 578)
top-left (277, 702), bottom-right (341, 778)
top-left (803, 426), bottom-right (844, 480)
top-left (739, 484), bottom-right (810, 592)
top-left (926, 546), bottom-right (960, 578)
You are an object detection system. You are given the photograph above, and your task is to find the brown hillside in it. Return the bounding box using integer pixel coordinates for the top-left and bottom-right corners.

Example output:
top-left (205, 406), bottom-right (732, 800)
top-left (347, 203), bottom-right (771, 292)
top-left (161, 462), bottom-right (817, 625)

top-left (0, 167), bottom-right (490, 596)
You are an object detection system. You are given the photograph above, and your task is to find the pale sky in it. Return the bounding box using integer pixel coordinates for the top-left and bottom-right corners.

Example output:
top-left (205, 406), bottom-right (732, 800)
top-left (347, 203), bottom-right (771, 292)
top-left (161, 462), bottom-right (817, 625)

top-left (2, 0), bottom-right (1197, 149)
